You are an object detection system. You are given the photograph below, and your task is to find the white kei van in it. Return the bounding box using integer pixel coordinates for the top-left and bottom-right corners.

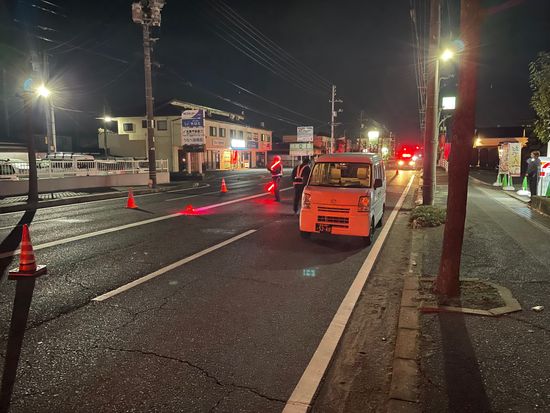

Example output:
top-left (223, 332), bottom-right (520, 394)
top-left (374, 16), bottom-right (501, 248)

top-left (299, 153), bottom-right (386, 245)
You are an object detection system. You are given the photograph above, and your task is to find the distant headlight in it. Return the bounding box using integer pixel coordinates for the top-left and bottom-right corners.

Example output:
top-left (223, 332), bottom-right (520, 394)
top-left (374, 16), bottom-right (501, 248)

top-left (398, 160), bottom-right (405, 166)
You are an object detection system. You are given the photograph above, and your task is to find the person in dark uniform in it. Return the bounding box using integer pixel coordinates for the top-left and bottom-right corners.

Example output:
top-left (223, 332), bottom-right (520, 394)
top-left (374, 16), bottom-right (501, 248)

top-left (291, 157), bottom-right (311, 214)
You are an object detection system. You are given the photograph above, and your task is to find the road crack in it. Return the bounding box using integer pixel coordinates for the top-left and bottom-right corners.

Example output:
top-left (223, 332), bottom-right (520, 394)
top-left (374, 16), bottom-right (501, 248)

top-left (100, 346), bottom-right (286, 404)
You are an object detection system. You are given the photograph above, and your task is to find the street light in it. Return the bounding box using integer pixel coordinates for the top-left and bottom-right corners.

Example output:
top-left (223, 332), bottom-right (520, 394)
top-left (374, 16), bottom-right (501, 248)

top-left (36, 84), bottom-right (57, 153)
top-left (440, 48), bottom-right (454, 62)
top-left (102, 116), bottom-right (112, 157)
top-left (36, 84), bottom-right (51, 98)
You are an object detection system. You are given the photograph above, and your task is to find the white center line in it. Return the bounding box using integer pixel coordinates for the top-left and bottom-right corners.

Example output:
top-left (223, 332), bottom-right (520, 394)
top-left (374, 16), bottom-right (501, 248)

top-left (92, 229), bottom-right (257, 302)
top-left (282, 175), bottom-right (415, 413)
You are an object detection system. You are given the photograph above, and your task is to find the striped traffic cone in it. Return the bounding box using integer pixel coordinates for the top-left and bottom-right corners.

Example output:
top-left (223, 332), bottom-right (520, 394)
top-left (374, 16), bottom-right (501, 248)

top-left (522, 176), bottom-right (528, 191)
top-left (493, 173), bottom-right (502, 186)
top-left (9, 224), bottom-right (47, 279)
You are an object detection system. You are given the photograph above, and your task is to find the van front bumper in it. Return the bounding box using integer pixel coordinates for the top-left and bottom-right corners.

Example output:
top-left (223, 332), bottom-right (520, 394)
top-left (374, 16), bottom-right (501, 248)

top-left (299, 206), bottom-right (371, 237)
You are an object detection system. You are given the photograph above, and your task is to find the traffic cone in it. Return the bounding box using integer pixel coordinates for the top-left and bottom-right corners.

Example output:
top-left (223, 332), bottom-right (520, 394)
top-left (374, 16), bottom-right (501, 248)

top-left (8, 224), bottom-right (47, 279)
top-left (220, 178), bottom-right (228, 193)
top-left (546, 181), bottom-right (550, 197)
top-left (522, 176), bottom-right (528, 191)
top-left (184, 204), bottom-right (195, 214)
top-left (126, 188), bottom-right (138, 209)
top-left (501, 174), bottom-right (508, 188)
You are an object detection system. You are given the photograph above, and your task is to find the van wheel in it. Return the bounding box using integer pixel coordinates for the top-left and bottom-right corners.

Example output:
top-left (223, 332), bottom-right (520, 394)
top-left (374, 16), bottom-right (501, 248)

top-left (363, 218), bottom-right (375, 246)
top-left (300, 231), bottom-right (311, 239)
top-left (377, 204), bottom-right (385, 228)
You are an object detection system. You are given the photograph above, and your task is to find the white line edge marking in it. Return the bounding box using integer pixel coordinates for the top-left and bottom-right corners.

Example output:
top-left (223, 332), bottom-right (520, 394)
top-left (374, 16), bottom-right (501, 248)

top-left (0, 187), bottom-right (292, 259)
top-left (282, 175), bottom-right (415, 413)
top-left (92, 229), bottom-right (257, 302)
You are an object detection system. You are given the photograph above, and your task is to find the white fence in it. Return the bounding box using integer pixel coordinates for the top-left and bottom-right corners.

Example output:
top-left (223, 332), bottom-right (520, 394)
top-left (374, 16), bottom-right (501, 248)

top-left (3, 159), bottom-right (169, 179)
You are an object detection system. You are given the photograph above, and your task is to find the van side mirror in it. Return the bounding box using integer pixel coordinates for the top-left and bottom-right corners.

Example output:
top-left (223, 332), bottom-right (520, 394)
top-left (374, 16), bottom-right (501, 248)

top-left (374, 178), bottom-right (383, 189)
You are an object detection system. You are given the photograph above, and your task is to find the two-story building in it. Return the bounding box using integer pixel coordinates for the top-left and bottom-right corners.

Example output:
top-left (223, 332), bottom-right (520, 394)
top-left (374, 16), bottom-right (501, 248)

top-left (99, 100), bottom-right (272, 172)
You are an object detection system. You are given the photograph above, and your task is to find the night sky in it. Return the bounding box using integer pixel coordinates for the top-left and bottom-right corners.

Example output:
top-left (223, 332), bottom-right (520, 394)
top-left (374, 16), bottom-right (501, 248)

top-left (1, 0), bottom-right (549, 148)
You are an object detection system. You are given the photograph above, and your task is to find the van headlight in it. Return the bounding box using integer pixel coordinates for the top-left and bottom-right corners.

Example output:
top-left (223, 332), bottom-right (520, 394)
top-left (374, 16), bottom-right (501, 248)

top-left (302, 192), bottom-right (311, 209)
top-left (358, 196), bottom-right (370, 212)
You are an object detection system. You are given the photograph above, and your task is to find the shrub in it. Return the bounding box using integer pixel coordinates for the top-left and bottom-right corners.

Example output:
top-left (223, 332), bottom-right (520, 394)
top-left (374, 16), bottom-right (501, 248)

top-left (410, 205), bottom-right (446, 228)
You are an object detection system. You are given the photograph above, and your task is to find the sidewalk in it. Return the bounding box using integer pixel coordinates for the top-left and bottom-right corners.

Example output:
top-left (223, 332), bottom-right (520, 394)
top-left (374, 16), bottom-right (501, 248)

top-left (417, 169), bottom-right (550, 412)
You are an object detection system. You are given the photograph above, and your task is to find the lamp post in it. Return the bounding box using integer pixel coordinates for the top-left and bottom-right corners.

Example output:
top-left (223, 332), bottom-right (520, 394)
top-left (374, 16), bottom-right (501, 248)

top-left (475, 137), bottom-right (482, 167)
top-left (103, 116), bottom-right (112, 157)
top-left (36, 84), bottom-right (56, 153)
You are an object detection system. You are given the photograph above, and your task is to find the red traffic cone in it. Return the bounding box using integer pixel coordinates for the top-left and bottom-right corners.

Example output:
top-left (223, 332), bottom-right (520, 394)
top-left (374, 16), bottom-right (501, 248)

top-left (184, 204), bottom-right (195, 214)
top-left (126, 188), bottom-right (138, 209)
top-left (9, 224), bottom-right (47, 279)
top-left (220, 178), bottom-right (228, 193)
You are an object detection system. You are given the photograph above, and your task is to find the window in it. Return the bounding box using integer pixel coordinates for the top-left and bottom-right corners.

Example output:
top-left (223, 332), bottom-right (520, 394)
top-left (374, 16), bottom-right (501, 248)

top-left (141, 120), bottom-right (147, 129)
top-left (238, 130), bottom-right (244, 138)
top-left (230, 129), bottom-right (236, 138)
top-left (157, 120), bottom-right (168, 131)
top-left (267, 135), bottom-right (271, 142)
top-left (309, 162), bottom-right (372, 188)
top-left (123, 123), bottom-right (135, 132)
top-left (219, 128), bottom-right (226, 137)
top-left (261, 134), bottom-right (265, 141)
top-left (209, 126), bottom-right (217, 137)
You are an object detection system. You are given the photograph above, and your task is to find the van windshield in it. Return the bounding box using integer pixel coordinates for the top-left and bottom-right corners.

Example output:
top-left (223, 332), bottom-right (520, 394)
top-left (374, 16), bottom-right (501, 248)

top-left (309, 162), bottom-right (372, 188)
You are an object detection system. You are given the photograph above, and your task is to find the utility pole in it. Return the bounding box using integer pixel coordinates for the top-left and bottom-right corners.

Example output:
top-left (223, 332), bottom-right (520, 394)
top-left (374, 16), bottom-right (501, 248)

top-left (435, 0), bottom-right (482, 297)
top-left (132, 0), bottom-right (165, 188)
top-left (422, 0), bottom-right (441, 205)
top-left (42, 53), bottom-right (57, 153)
top-left (330, 85), bottom-right (343, 154)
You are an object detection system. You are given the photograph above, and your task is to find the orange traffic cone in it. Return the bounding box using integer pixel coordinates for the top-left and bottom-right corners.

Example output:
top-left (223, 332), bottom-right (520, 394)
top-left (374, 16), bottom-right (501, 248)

top-left (126, 188), bottom-right (138, 209)
top-left (9, 224), bottom-right (47, 279)
top-left (220, 178), bottom-right (228, 193)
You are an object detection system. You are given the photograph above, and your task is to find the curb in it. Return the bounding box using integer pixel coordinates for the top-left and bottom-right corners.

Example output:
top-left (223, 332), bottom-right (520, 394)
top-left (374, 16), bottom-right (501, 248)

top-left (0, 185), bottom-right (186, 214)
top-left (387, 204), bottom-right (422, 413)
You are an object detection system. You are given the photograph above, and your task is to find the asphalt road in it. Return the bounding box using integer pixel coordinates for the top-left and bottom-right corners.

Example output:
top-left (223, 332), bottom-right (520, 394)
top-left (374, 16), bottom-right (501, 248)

top-left (0, 168), bottom-right (414, 412)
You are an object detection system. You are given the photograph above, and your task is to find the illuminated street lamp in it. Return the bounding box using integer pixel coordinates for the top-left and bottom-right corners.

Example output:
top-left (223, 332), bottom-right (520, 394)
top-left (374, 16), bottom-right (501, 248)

top-left (440, 48), bottom-right (454, 62)
top-left (367, 130), bottom-right (380, 153)
top-left (102, 116), bottom-right (113, 157)
top-left (36, 84), bottom-right (51, 98)
top-left (36, 84), bottom-right (56, 153)
top-left (474, 137), bottom-right (483, 167)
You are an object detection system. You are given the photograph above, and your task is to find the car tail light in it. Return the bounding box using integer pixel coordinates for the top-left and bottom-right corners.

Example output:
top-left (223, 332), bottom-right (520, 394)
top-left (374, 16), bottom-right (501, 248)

top-left (302, 192), bottom-right (311, 209)
top-left (358, 196), bottom-right (370, 212)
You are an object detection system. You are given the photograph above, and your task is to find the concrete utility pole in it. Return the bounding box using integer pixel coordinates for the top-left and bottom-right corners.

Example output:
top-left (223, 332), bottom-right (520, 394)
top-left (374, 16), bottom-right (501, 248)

top-left (132, 0), bottom-right (165, 188)
top-left (330, 85), bottom-right (343, 153)
top-left (435, 0), bottom-right (482, 297)
top-left (422, 0), bottom-right (441, 205)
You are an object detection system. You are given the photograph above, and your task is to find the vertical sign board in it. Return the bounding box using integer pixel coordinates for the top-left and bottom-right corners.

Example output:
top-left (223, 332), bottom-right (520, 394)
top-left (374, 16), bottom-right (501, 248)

top-left (181, 110), bottom-right (206, 151)
top-left (297, 126), bottom-right (314, 142)
top-left (498, 144), bottom-right (509, 175)
top-left (508, 142), bottom-right (521, 177)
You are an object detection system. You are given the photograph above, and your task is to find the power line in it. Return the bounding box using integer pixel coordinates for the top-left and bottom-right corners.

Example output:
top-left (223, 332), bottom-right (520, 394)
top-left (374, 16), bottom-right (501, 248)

top-left (228, 81), bottom-right (327, 125)
top-left (202, 9), bottom-right (327, 96)
top-left (211, 0), bottom-right (332, 89)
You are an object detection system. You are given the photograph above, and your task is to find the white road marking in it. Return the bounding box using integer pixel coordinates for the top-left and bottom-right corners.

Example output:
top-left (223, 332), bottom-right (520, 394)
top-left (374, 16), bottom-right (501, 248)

top-left (0, 217), bottom-right (90, 231)
top-left (0, 187), bottom-right (292, 259)
top-left (282, 175), bottom-right (415, 413)
top-left (92, 229), bottom-right (256, 301)
top-left (165, 184), bottom-right (210, 193)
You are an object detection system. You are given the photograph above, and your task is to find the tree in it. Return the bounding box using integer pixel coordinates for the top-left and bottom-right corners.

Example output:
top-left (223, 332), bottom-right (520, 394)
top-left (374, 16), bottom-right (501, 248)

top-left (529, 51), bottom-right (550, 144)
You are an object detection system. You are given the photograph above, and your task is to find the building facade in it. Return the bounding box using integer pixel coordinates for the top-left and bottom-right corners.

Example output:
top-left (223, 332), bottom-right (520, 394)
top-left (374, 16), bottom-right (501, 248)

top-left (100, 100), bottom-right (272, 172)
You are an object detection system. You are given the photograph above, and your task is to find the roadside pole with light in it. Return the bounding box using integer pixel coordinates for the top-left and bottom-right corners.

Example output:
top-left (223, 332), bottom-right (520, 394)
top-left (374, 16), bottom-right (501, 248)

top-left (103, 116), bottom-right (112, 157)
top-left (132, 0), bottom-right (165, 188)
top-left (36, 83), bottom-right (56, 153)
top-left (330, 85), bottom-right (343, 153)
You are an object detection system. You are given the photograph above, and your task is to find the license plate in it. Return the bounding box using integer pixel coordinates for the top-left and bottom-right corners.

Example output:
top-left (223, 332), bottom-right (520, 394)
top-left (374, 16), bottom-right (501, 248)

top-left (316, 223), bottom-right (332, 233)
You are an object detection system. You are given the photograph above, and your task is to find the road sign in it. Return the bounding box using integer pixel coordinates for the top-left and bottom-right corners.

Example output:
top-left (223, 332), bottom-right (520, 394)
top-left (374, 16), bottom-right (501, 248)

top-left (181, 110), bottom-right (205, 146)
top-left (297, 126), bottom-right (314, 142)
top-left (290, 142), bottom-right (314, 156)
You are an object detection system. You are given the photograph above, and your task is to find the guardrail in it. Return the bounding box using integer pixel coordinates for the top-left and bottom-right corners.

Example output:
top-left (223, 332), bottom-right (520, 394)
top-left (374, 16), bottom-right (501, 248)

top-left (2, 159), bottom-right (169, 179)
